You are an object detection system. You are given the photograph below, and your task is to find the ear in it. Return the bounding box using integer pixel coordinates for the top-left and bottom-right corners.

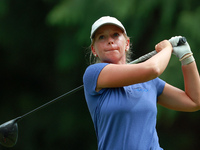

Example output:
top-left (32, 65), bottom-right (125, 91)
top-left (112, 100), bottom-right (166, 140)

top-left (125, 38), bottom-right (130, 51)
top-left (91, 45), bottom-right (97, 56)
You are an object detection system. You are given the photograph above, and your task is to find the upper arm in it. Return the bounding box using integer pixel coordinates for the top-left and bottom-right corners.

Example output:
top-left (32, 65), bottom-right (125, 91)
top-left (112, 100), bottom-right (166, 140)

top-left (157, 83), bottom-right (200, 112)
top-left (96, 63), bottom-right (159, 90)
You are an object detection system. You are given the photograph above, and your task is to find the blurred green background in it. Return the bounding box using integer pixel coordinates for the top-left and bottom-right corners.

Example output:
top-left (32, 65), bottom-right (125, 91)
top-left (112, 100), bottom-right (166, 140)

top-left (1, 0), bottom-right (200, 149)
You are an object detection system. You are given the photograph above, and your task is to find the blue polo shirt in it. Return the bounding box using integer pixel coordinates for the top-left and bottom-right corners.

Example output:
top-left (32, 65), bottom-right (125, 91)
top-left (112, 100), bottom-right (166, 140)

top-left (83, 63), bottom-right (165, 150)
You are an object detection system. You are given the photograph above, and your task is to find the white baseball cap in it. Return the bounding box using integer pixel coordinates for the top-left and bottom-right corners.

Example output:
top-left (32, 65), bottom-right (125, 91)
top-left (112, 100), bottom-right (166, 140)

top-left (90, 16), bottom-right (127, 39)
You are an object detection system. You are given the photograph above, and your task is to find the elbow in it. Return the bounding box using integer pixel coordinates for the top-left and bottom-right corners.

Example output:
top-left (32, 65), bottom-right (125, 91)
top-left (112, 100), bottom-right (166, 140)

top-left (194, 100), bottom-right (200, 111)
top-left (190, 106), bottom-right (200, 112)
top-left (192, 93), bottom-right (200, 111)
top-left (141, 61), bottom-right (164, 81)
top-left (153, 66), bottom-right (162, 77)
top-left (149, 63), bottom-right (162, 79)
top-left (189, 99), bottom-right (200, 112)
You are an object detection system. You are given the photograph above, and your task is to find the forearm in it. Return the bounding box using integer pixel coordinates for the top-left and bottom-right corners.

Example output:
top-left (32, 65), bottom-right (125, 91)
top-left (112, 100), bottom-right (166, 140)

top-left (182, 61), bottom-right (200, 106)
top-left (145, 45), bottom-right (172, 76)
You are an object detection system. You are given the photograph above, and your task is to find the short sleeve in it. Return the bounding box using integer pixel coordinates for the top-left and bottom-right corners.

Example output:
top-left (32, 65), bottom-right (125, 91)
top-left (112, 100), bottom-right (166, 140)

top-left (152, 77), bottom-right (166, 96)
top-left (83, 63), bottom-right (109, 95)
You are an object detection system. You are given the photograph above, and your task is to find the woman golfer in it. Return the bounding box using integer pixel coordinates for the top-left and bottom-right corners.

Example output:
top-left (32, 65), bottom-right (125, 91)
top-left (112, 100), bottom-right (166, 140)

top-left (83, 16), bottom-right (200, 150)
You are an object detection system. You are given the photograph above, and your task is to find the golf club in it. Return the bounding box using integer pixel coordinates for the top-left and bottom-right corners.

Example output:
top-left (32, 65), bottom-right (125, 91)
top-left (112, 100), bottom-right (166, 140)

top-left (0, 37), bottom-right (186, 148)
top-left (0, 85), bottom-right (83, 148)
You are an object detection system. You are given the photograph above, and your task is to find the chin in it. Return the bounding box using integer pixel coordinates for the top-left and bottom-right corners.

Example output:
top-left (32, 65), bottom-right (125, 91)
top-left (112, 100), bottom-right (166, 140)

top-left (102, 59), bottom-right (122, 64)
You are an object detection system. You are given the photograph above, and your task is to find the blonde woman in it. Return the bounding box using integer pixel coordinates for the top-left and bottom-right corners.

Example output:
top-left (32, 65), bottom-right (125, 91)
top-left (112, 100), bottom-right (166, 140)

top-left (83, 16), bottom-right (200, 150)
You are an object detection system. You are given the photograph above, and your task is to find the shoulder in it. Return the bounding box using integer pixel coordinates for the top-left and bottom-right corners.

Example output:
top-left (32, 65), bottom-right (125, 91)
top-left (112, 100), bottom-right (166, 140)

top-left (151, 77), bottom-right (166, 86)
top-left (85, 63), bottom-right (108, 72)
top-left (83, 63), bottom-right (109, 79)
top-left (83, 63), bottom-right (109, 94)
top-left (151, 77), bottom-right (166, 96)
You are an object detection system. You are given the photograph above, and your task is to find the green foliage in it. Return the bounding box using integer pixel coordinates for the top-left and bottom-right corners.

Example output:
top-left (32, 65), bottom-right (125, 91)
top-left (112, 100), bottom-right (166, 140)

top-left (1, 0), bottom-right (200, 149)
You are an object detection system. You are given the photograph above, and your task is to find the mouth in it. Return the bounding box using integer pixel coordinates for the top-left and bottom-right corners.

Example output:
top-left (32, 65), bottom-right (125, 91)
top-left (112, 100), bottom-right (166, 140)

top-left (105, 49), bottom-right (118, 52)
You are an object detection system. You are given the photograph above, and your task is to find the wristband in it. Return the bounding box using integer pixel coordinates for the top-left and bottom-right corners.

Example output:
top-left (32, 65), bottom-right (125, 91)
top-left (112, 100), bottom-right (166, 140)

top-left (179, 53), bottom-right (195, 65)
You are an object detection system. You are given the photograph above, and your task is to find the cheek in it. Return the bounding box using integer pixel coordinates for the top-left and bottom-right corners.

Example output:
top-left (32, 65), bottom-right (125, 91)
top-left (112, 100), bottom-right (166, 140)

top-left (119, 40), bottom-right (127, 50)
top-left (118, 36), bottom-right (126, 46)
top-left (95, 42), bottom-right (104, 52)
top-left (92, 44), bottom-right (101, 55)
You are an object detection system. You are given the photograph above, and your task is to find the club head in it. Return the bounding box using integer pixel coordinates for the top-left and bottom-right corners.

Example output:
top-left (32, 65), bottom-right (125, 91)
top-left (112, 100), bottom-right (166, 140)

top-left (0, 119), bottom-right (18, 147)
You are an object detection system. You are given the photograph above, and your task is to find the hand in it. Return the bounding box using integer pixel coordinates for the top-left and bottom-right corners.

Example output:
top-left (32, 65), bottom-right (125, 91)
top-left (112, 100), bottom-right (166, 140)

top-left (155, 40), bottom-right (172, 53)
top-left (169, 36), bottom-right (192, 59)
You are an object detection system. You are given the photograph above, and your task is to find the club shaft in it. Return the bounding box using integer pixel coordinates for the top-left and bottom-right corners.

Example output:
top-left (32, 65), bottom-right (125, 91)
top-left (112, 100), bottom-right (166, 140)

top-left (18, 85), bottom-right (84, 121)
top-left (16, 37), bottom-right (187, 121)
top-left (129, 50), bottom-right (157, 64)
top-left (17, 51), bottom-right (154, 121)
top-left (129, 36), bottom-right (186, 64)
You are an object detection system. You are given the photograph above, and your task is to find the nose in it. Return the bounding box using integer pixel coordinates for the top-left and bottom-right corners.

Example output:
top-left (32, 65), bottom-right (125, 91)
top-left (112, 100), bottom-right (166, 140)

top-left (108, 41), bottom-right (114, 45)
top-left (108, 37), bottom-right (114, 45)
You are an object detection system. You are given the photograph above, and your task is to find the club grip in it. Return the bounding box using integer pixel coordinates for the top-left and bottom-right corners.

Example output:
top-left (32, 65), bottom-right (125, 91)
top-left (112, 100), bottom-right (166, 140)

top-left (177, 37), bottom-right (187, 46)
top-left (129, 36), bottom-right (187, 64)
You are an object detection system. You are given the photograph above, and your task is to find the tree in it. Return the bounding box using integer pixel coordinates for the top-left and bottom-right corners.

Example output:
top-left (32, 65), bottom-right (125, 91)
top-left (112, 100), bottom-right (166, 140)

top-left (1, 0), bottom-right (200, 149)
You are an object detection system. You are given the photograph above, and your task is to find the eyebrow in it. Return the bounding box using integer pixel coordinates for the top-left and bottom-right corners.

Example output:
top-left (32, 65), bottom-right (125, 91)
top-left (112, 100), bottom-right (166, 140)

top-left (96, 29), bottom-right (121, 35)
top-left (94, 28), bottom-right (123, 39)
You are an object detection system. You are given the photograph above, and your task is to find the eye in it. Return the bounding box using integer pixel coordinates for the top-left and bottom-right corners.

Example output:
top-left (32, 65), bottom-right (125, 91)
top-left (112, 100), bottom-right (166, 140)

top-left (113, 33), bottom-right (119, 37)
top-left (98, 35), bottom-right (105, 40)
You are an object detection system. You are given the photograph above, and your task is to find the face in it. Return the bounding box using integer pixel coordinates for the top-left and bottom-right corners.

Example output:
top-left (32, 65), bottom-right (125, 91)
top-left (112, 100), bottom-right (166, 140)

top-left (91, 25), bottom-right (130, 64)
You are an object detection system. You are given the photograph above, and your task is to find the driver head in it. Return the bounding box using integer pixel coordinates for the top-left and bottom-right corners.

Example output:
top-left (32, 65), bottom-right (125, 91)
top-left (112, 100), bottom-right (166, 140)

top-left (0, 119), bottom-right (18, 147)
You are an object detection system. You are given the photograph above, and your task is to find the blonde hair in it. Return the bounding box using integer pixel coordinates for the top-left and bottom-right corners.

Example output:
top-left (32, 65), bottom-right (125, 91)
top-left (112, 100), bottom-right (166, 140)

top-left (89, 33), bottom-right (132, 64)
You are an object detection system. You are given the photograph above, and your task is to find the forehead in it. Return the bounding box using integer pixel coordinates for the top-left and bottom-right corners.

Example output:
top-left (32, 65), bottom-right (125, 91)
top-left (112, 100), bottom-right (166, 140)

top-left (94, 24), bottom-right (124, 35)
